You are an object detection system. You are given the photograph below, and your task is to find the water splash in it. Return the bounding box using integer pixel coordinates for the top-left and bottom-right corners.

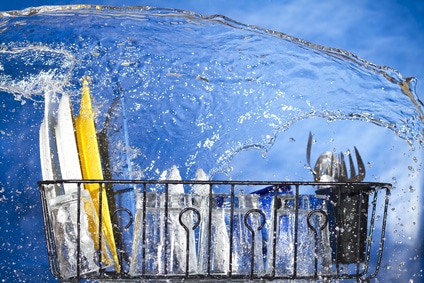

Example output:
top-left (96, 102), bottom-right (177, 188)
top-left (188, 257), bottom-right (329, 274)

top-left (1, 5), bottom-right (422, 180)
top-left (0, 47), bottom-right (76, 101)
top-left (0, 6), bottom-right (422, 281)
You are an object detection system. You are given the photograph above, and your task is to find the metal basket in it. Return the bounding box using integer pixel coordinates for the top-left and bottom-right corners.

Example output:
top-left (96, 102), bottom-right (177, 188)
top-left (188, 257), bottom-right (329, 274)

top-left (38, 180), bottom-right (391, 282)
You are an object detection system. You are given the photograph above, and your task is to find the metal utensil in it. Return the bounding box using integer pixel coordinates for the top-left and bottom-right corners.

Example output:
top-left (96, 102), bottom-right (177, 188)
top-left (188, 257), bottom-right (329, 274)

top-left (313, 151), bottom-right (340, 182)
top-left (306, 132), bottom-right (369, 264)
top-left (338, 147), bottom-right (365, 182)
top-left (306, 132), bottom-right (365, 182)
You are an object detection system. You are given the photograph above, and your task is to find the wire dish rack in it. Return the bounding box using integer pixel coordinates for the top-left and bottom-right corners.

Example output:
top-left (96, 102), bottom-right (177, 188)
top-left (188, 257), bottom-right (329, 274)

top-left (38, 180), bottom-right (391, 282)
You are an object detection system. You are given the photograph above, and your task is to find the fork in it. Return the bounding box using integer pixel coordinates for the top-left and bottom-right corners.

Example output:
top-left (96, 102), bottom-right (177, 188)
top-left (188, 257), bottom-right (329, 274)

top-left (307, 132), bottom-right (366, 182)
top-left (338, 148), bottom-right (365, 182)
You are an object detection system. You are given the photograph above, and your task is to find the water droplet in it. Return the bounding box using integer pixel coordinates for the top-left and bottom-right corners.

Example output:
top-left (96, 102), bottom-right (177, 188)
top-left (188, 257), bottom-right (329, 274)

top-left (398, 261), bottom-right (406, 271)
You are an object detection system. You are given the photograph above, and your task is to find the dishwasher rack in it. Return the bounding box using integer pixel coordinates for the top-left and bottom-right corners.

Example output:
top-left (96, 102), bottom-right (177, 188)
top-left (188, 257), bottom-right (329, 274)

top-left (38, 180), bottom-right (391, 282)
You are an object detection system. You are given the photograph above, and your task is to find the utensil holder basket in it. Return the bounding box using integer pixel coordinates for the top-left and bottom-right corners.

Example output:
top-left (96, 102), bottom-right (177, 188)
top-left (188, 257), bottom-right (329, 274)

top-left (38, 180), bottom-right (391, 282)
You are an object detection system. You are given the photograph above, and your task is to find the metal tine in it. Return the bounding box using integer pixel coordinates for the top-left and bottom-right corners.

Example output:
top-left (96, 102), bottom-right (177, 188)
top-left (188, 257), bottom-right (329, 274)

top-left (306, 132), bottom-right (314, 174)
top-left (348, 152), bottom-right (356, 181)
top-left (353, 146), bottom-right (366, 182)
top-left (339, 152), bottom-right (347, 182)
top-left (339, 147), bottom-right (366, 182)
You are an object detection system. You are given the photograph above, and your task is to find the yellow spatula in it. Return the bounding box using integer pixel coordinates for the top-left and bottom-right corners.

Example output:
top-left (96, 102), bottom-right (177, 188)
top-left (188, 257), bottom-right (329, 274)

top-left (75, 76), bottom-right (120, 272)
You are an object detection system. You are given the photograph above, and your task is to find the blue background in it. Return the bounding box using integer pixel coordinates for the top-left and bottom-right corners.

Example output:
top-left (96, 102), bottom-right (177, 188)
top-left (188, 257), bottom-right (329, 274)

top-left (1, 1), bottom-right (423, 282)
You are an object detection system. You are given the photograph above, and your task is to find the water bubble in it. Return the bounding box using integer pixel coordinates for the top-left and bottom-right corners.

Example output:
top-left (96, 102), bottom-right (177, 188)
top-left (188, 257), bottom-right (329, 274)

top-left (398, 261), bottom-right (406, 271)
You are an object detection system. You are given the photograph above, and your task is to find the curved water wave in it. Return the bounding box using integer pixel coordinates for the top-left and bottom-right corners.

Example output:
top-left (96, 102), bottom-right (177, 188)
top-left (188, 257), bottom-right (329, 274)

top-left (0, 5), bottom-right (422, 179)
top-left (0, 6), bottom-right (422, 281)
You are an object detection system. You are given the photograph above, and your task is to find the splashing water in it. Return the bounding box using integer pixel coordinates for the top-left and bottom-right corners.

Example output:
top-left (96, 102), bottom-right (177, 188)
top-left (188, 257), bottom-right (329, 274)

top-left (0, 5), bottom-right (422, 282)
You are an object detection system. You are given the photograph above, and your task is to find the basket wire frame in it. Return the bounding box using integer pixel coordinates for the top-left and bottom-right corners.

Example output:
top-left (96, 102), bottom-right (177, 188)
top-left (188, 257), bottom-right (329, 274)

top-left (38, 180), bottom-right (391, 282)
